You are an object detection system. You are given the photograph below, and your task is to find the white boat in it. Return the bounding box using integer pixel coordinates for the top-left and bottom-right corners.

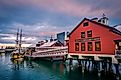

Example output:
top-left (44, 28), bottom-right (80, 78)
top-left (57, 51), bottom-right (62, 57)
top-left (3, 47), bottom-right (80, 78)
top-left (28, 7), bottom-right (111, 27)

top-left (25, 40), bottom-right (68, 61)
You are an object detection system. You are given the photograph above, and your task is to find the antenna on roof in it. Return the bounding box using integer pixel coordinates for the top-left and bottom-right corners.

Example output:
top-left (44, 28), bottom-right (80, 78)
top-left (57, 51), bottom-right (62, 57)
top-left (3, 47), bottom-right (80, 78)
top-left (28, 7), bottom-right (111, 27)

top-left (102, 13), bottom-right (106, 17)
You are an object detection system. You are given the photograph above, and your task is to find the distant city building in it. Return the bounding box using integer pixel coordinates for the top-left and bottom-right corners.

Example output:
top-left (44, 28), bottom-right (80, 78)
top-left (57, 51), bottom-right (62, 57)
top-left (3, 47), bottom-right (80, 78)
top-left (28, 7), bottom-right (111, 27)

top-left (57, 32), bottom-right (65, 45)
top-left (57, 32), bottom-right (69, 45)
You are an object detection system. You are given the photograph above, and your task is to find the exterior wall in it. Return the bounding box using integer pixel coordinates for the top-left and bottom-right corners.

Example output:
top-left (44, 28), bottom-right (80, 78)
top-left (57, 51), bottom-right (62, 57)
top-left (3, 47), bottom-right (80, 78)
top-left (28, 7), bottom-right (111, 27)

top-left (69, 20), bottom-right (121, 55)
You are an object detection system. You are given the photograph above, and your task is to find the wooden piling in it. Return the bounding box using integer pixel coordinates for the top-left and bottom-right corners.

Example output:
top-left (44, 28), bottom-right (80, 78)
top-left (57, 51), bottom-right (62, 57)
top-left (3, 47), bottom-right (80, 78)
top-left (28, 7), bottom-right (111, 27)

top-left (88, 60), bottom-right (90, 70)
top-left (114, 64), bottom-right (120, 75)
top-left (78, 59), bottom-right (81, 67)
top-left (84, 59), bottom-right (87, 68)
top-left (69, 58), bottom-right (73, 66)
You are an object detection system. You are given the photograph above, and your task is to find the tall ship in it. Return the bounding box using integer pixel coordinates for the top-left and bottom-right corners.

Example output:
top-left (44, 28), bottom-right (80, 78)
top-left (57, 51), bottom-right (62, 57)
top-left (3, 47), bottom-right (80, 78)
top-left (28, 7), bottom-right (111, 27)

top-left (10, 29), bottom-right (24, 60)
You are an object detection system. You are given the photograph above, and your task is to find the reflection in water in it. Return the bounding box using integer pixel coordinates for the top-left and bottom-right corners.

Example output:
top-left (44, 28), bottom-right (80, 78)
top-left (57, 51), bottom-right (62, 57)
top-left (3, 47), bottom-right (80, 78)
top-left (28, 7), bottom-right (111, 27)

top-left (11, 59), bottom-right (24, 70)
top-left (0, 53), bottom-right (5, 63)
top-left (0, 52), bottom-right (120, 80)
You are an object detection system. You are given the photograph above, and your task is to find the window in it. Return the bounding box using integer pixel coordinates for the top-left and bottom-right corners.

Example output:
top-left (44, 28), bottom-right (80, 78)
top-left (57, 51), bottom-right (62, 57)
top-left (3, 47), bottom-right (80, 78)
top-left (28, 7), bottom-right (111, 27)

top-left (87, 30), bottom-right (92, 37)
top-left (75, 43), bottom-right (79, 51)
top-left (81, 43), bottom-right (85, 51)
top-left (95, 42), bottom-right (101, 51)
top-left (81, 32), bottom-right (85, 38)
top-left (88, 42), bottom-right (93, 51)
top-left (83, 22), bottom-right (89, 27)
top-left (36, 44), bottom-right (40, 47)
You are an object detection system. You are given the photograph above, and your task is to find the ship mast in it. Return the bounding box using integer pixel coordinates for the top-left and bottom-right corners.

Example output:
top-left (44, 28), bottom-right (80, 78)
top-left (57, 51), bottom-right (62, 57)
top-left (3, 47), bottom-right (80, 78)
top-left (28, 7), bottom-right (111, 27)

top-left (15, 29), bottom-right (19, 50)
top-left (19, 29), bottom-right (22, 54)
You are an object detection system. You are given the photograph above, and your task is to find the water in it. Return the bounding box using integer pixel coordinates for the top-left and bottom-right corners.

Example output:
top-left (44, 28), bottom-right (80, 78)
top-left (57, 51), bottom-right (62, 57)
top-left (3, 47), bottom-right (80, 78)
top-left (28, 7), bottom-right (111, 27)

top-left (0, 52), bottom-right (120, 80)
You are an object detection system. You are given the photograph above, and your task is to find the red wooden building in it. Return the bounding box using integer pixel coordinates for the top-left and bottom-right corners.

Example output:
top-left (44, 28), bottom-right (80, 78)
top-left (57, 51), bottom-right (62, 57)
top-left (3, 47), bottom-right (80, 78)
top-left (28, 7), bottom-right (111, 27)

top-left (68, 17), bottom-right (121, 63)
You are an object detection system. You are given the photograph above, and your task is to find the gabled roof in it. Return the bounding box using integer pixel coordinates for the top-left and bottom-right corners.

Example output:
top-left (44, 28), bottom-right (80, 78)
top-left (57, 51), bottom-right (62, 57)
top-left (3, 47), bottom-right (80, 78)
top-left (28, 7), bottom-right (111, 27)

top-left (40, 41), bottom-right (58, 47)
top-left (40, 40), bottom-right (63, 47)
top-left (69, 18), bottom-right (121, 37)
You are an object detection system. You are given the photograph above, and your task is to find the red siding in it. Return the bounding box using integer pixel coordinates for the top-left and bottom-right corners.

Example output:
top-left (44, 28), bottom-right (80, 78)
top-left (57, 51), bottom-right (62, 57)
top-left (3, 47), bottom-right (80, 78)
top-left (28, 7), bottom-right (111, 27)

top-left (69, 19), bottom-right (121, 55)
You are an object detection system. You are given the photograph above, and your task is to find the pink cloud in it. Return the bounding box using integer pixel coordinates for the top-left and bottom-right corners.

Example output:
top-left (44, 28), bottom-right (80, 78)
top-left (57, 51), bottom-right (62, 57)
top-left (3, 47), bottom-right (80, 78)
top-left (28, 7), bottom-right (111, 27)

top-left (1, 0), bottom-right (121, 18)
top-left (27, 0), bottom-right (104, 16)
top-left (3, 0), bottom-right (109, 17)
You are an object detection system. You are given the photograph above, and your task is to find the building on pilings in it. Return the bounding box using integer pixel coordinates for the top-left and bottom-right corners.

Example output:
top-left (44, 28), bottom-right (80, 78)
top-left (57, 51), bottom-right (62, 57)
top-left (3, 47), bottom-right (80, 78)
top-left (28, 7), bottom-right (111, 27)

top-left (68, 15), bottom-right (121, 63)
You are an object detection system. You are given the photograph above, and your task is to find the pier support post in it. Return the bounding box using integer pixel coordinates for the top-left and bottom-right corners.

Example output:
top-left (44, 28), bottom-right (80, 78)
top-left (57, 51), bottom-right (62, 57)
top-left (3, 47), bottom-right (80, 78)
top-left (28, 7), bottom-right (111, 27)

top-left (102, 61), bottom-right (104, 70)
top-left (96, 61), bottom-right (100, 70)
top-left (69, 58), bottom-right (73, 71)
top-left (101, 60), bottom-right (107, 71)
top-left (102, 60), bottom-right (107, 72)
top-left (98, 61), bottom-right (101, 71)
top-left (78, 59), bottom-right (81, 67)
top-left (105, 60), bottom-right (107, 71)
top-left (62, 56), bottom-right (66, 62)
top-left (108, 59), bottom-right (112, 71)
top-left (84, 59), bottom-right (87, 68)
top-left (92, 59), bottom-right (94, 68)
top-left (114, 63), bottom-right (120, 75)
top-left (69, 58), bottom-right (73, 66)
top-left (88, 60), bottom-right (90, 70)
top-left (93, 60), bottom-right (96, 69)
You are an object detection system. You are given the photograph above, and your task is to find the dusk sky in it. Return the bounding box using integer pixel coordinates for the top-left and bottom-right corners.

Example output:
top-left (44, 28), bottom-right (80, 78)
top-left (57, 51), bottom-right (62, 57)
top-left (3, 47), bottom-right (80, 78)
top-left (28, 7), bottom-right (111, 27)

top-left (0, 0), bottom-right (121, 44)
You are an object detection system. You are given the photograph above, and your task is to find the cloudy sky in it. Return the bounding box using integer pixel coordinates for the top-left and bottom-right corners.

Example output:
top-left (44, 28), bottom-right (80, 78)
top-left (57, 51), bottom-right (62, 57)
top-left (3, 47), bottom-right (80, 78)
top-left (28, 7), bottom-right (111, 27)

top-left (0, 0), bottom-right (121, 44)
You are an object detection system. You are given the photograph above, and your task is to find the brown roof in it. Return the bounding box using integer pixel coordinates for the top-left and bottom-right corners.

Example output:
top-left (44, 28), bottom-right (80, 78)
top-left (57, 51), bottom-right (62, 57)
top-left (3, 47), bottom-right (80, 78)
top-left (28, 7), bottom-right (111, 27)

top-left (69, 18), bottom-right (121, 37)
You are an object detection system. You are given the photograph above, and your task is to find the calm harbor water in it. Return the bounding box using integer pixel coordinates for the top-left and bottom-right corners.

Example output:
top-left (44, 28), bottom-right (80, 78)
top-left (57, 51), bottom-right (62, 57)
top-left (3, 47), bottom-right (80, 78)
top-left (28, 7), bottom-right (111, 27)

top-left (0, 52), bottom-right (120, 80)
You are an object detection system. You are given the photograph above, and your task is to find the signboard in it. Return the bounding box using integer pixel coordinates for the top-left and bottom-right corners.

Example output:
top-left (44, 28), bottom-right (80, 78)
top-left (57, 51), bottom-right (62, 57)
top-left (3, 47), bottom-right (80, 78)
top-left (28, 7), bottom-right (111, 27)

top-left (75, 37), bottom-right (100, 42)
